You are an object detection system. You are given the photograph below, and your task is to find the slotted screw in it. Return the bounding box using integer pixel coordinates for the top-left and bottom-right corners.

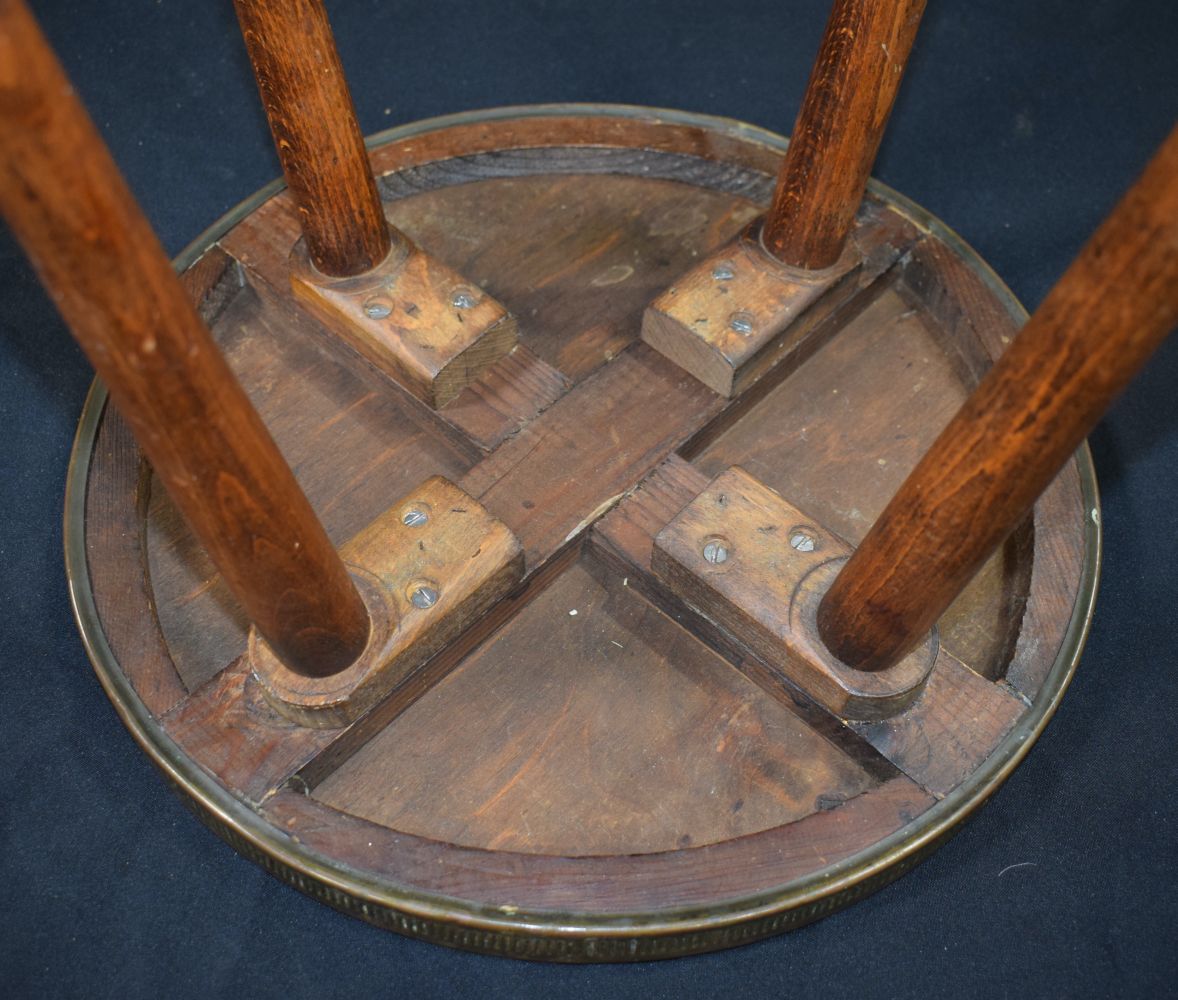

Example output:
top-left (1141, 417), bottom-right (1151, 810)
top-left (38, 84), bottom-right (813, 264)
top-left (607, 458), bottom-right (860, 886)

top-left (789, 530), bottom-right (817, 553)
top-left (411, 585), bottom-right (439, 609)
top-left (702, 539), bottom-right (729, 564)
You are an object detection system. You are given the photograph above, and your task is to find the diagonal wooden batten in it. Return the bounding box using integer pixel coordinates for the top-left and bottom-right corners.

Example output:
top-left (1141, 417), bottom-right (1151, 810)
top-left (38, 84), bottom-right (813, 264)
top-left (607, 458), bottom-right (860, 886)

top-left (0, 0), bottom-right (370, 679)
top-left (818, 125), bottom-right (1178, 672)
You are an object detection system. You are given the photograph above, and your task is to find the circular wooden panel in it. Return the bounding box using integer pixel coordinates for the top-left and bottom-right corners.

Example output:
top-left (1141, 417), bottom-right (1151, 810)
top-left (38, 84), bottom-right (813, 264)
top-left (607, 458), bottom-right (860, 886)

top-left (66, 106), bottom-right (1097, 961)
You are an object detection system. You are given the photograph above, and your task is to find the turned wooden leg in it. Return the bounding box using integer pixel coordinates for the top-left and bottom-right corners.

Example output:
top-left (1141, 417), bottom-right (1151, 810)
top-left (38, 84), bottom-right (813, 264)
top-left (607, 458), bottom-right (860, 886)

top-left (0, 0), bottom-right (371, 678)
top-left (641, 0), bottom-right (927, 396)
top-left (651, 126), bottom-right (1178, 716)
top-left (233, 0), bottom-right (517, 408)
top-left (233, 0), bottom-right (392, 277)
top-left (762, 0), bottom-right (926, 270)
top-left (816, 125), bottom-right (1178, 672)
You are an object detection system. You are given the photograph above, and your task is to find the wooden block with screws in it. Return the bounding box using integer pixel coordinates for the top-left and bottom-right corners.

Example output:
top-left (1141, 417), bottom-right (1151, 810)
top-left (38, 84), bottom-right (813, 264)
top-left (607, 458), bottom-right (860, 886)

top-left (641, 223), bottom-right (860, 396)
top-left (652, 466), bottom-right (938, 720)
top-left (291, 233), bottom-right (518, 408)
top-left (249, 475), bottom-right (524, 727)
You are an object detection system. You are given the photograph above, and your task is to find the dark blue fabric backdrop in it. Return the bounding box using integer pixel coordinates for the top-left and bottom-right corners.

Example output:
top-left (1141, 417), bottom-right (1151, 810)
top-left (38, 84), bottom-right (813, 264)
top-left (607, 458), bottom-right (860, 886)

top-left (2, 1), bottom-right (1176, 996)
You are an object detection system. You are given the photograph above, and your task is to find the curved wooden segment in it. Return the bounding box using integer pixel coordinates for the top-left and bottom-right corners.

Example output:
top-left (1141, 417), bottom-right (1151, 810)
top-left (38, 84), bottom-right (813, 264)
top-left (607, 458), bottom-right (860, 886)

top-left (266, 776), bottom-right (934, 914)
top-left (74, 111), bottom-right (1093, 956)
top-left (83, 400), bottom-right (188, 718)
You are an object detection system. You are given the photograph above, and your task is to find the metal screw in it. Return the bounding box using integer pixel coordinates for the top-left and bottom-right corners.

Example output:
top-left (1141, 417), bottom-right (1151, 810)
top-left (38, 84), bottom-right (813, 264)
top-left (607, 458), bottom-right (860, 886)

top-left (451, 289), bottom-right (477, 309)
top-left (402, 508), bottom-right (428, 527)
top-left (411, 585), bottom-right (439, 609)
top-left (729, 311), bottom-right (754, 335)
top-left (712, 262), bottom-right (735, 281)
top-left (363, 299), bottom-right (392, 320)
top-left (789, 530), bottom-right (817, 553)
top-left (702, 539), bottom-right (729, 564)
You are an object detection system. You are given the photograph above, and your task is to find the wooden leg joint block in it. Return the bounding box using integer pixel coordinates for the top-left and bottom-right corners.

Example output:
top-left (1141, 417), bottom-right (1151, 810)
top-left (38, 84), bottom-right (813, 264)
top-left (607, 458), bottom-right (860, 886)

top-left (291, 228), bottom-right (518, 408)
top-left (640, 221), bottom-right (861, 397)
top-left (249, 476), bottom-right (524, 728)
top-left (652, 467), bottom-right (937, 720)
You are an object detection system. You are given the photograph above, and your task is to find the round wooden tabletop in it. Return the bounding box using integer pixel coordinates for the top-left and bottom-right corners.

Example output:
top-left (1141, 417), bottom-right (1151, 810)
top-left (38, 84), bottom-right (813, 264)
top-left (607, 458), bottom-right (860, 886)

top-left (66, 105), bottom-right (1097, 961)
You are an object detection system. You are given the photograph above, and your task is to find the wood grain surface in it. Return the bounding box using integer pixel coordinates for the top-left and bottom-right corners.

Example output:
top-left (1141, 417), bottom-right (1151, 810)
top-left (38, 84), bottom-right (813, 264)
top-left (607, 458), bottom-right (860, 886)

top-left (65, 109), bottom-right (1095, 949)
top-left (251, 476), bottom-right (524, 727)
top-left (291, 237), bottom-right (517, 408)
top-left (641, 221), bottom-right (861, 396)
top-left (818, 125), bottom-right (1178, 672)
top-left (652, 467), bottom-right (936, 720)
top-left (0, 0), bottom-right (370, 679)
top-left (315, 550), bottom-right (878, 856)
top-left (233, 0), bottom-right (391, 276)
top-left (762, 0), bottom-right (927, 269)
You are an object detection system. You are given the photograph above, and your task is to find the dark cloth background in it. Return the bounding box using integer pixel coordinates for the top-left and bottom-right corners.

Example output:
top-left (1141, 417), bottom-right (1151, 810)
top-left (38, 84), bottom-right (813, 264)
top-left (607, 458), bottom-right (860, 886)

top-left (2, 1), bottom-right (1176, 996)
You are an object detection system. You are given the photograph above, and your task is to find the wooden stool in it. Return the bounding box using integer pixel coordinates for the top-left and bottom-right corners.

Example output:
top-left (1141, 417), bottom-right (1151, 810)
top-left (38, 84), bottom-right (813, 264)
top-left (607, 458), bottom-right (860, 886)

top-left (2, 0), bottom-right (1175, 960)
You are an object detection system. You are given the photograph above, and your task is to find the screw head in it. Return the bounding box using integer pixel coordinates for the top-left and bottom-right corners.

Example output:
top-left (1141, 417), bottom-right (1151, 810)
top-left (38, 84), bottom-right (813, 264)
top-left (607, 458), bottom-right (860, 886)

top-left (729, 311), bottom-right (754, 335)
top-left (702, 539), bottom-right (730, 564)
top-left (451, 288), bottom-right (477, 309)
top-left (410, 585), bottom-right (439, 609)
top-left (789, 530), bottom-right (817, 553)
top-left (711, 261), bottom-right (735, 281)
top-left (363, 299), bottom-right (392, 320)
top-left (401, 508), bottom-right (429, 527)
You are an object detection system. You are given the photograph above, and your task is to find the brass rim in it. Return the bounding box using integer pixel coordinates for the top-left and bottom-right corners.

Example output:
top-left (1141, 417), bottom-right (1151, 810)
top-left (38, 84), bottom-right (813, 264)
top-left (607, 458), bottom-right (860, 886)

top-left (62, 103), bottom-right (1101, 960)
